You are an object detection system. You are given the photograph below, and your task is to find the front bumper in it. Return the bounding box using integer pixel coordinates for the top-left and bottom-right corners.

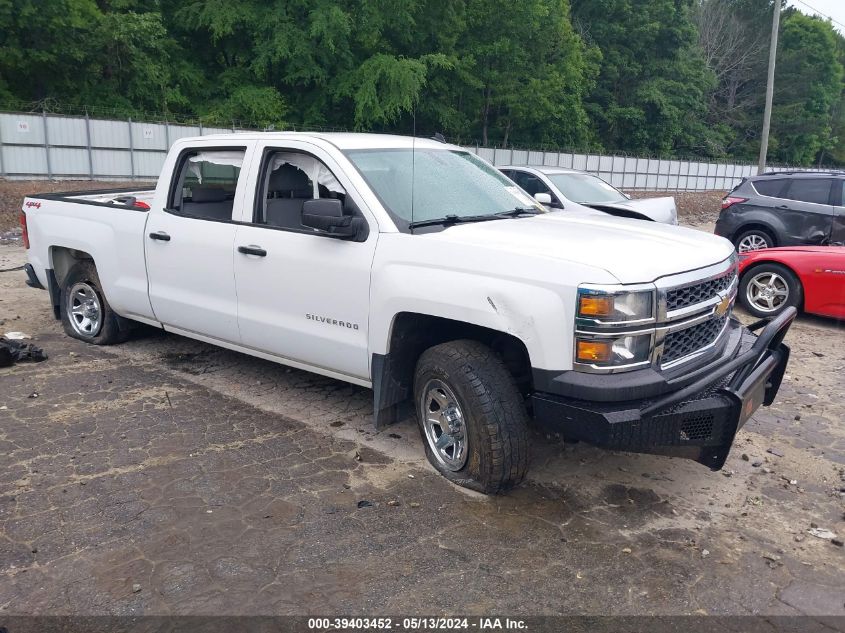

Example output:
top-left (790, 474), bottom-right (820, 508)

top-left (531, 308), bottom-right (795, 470)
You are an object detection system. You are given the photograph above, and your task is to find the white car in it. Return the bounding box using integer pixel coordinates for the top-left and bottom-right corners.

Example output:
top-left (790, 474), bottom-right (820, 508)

top-left (500, 165), bottom-right (679, 224)
top-left (21, 133), bottom-right (793, 493)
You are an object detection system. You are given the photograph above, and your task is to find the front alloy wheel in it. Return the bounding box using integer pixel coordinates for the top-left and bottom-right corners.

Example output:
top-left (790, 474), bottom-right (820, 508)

top-left (738, 263), bottom-right (802, 319)
top-left (413, 339), bottom-right (529, 494)
top-left (419, 379), bottom-right (469, 471)
top-left (745, 271), bottom-right (789, 314)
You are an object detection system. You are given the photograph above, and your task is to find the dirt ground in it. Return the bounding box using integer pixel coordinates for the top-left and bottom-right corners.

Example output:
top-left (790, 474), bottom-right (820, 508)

top-left (0, 182), bottom-right (844, 621)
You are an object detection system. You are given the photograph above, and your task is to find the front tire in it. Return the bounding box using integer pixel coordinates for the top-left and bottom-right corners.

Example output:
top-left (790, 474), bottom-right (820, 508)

top-left (739, 263), bottom-right (802, 318)
top-left (60, 261), bottom-right (130, 345)
top-left (413, 340), bottom-right (530, 494)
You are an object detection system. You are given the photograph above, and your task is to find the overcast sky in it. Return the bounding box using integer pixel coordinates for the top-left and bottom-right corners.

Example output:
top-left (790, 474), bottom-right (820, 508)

top-left (787, 0), bottom-right (845, 35)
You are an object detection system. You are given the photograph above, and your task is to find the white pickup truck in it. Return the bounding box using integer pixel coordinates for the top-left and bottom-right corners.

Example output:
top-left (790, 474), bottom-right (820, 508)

top-left (20, 133), bottom-right (795, 493)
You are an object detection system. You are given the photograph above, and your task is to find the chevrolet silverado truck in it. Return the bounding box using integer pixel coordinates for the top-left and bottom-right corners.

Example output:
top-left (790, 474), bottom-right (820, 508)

top-left (20, 133), bottom-right (795, 493)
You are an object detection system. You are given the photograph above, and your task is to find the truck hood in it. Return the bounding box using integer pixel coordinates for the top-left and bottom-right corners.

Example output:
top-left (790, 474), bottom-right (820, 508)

top-left (422, 211), bottom-right (734, 284)
top-left (585, 196), bottom-right (678, 225)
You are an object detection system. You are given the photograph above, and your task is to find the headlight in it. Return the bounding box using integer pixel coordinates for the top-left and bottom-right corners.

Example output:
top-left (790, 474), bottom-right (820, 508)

top-left (575, 333), bottom-right (652, 367)
top-left (577, 287), bottom-right (654, 323)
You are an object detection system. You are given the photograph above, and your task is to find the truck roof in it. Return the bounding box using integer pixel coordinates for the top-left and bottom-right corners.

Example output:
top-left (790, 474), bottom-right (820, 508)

top-left (187, 132), bottom-right (460, 151)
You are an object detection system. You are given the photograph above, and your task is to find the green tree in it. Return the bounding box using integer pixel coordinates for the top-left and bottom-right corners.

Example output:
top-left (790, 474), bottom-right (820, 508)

top-left (769, 10), bottom-right (843, 164)
top-left (572, 0), bottom-right (715, 155)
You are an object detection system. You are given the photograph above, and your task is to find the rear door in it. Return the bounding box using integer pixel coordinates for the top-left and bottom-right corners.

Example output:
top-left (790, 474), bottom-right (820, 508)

top-left (777, 177), bottom-right (835, 245)
top-left (145, 144), bottom-right (253, 342)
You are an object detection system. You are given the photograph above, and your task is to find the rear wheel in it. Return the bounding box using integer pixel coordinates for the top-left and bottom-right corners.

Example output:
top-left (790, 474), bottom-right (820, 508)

top-left (739, 263), bottom-right (802, 318)
top-left (413, 340), bottom-right (530, 494)
top-left (734, 228), bottom-right (774, 253)
top-left (60, 261), bottom-right (130, 345)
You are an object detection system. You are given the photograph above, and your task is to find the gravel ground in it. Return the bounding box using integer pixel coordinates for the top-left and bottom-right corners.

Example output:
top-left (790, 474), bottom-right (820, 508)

top-left (1, 183), bottom-right (844, 620)
top-left (628, 190), bottom-right (726, 228)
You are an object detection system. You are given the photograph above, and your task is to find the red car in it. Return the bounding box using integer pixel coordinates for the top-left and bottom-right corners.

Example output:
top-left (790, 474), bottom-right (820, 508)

top-left (737, 246), bottom-right (845, 319)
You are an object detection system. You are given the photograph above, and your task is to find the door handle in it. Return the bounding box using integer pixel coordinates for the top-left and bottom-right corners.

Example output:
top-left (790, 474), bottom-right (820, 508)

top-left (238, 245), bottom-right (267, 257)
top-left (777, 204), bottom-right (790, 209)
top-left (148, 231), bottom-right (171, 241)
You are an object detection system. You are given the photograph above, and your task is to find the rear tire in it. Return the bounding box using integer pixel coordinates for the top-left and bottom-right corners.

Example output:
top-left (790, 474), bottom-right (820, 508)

top-left (60, 261), bottom-right (131, 345)
top-left (739, 263), bottom-right (802, 318)
top-left (734, 228), bottom-right (774, 253)
top-left (413, 340), bottom-right (530, 494)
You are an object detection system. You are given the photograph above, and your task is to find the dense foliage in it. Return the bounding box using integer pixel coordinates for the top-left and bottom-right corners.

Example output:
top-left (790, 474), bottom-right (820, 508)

top-left (0, 0), bottom-right (843, 165)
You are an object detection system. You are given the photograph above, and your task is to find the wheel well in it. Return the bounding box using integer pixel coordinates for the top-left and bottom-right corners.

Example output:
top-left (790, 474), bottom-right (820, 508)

top-left (391, 313), bottom-right (531, 390)
top-left (50, 246), bottom-right (94, 286)
top-left (733, 223), bottom-right (777, 246)
top-left (371, 313), bottom-right (533, 428)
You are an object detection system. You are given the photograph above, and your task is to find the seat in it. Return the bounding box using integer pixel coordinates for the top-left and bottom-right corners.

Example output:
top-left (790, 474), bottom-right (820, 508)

top-left (181, 187), bottom-right (234, 220)
top-left (265, 164), bottom-right (312, 229)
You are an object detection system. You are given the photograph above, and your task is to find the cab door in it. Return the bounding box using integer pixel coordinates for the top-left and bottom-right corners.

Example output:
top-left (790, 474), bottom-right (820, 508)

top-left (145, 144), bottom-right (253, 343)
top-left (232, 141), bottom-right (377, 382)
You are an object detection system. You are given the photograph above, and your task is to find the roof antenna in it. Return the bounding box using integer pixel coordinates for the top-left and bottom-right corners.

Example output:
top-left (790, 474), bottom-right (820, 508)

top-left (432, 132), bottom-right (446, 143)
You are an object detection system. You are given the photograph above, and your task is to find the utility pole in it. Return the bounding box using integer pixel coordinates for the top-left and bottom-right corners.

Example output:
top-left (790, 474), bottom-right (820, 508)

top-left (758, 1), bottom-right (781, 175)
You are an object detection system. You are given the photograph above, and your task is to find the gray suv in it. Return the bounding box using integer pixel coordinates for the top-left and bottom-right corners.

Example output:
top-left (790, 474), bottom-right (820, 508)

top-left (715, 171), bottom-right (845, 252)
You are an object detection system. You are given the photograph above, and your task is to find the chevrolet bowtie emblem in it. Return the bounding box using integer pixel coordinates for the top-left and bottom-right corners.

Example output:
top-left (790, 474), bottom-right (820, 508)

top-left (714, 291), bottom-right (731, 317)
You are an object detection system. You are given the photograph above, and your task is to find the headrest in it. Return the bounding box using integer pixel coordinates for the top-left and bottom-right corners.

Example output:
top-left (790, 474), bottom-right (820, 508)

top-left (191, 188), bottom-right (227, 203)
top-left (269, 164), bottom-right (310, 192)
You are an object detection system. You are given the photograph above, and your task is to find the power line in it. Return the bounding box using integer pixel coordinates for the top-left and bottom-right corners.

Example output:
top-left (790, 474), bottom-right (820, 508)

top-left (791, 0), bottom-right (845, 32)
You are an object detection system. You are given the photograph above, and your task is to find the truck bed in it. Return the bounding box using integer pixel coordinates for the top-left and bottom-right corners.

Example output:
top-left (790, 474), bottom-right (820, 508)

top-left (28, 186), bottom-right (156, 210)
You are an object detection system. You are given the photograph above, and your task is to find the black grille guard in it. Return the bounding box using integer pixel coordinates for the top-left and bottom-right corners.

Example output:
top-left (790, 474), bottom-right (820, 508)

top-left (640, 307), bottom-right (797, 418)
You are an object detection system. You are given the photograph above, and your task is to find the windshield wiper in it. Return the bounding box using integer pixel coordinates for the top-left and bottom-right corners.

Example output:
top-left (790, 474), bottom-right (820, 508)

top-left (408, 214), bottom-right (504, 229)
top-left (495, 207), bottom-right (540, 218)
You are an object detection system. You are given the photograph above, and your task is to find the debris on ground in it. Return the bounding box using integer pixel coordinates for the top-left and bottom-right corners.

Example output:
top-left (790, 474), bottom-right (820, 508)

top-left (132, 583), bottom-right (142, 593)
top-left (767, 448), bottom-right (785, 457)
top-left (0, 336), bottom-right (47, 367)
top-left (808, 527), bottom-right (837, 540)
top-left (3, 331), bottom-right (30, 340)
top-left (387, 500), bottom-right (400, 507)
top-left (357, 500), bottom-right (373, 509)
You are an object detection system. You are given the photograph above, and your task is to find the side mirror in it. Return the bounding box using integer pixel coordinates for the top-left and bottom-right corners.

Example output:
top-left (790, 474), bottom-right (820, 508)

top-left (301, 199), bottom-right (362, 240)
top-left (534, 192), bottom-right (552, 205)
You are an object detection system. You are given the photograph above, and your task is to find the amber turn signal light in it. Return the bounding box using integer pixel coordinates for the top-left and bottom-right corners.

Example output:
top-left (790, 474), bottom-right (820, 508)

top-left (576, 339), bottom-right (612, 363)
top-left (578, 295), bottom-right (614, 317)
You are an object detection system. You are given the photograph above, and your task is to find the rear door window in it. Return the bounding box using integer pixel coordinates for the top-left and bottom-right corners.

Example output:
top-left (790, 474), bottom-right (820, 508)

top-left (782, 178), bottom-right (833, 205)
top-left (169, 149), bottom-right (245, 220)
top-left (752, 178), bottom-right (788, 197)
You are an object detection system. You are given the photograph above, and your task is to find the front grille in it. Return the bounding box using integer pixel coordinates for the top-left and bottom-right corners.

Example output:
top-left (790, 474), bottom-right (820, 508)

top-left (662, 316), bottom-right (727, 365)
top-left (666, 272), bottom-right (735, 312)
